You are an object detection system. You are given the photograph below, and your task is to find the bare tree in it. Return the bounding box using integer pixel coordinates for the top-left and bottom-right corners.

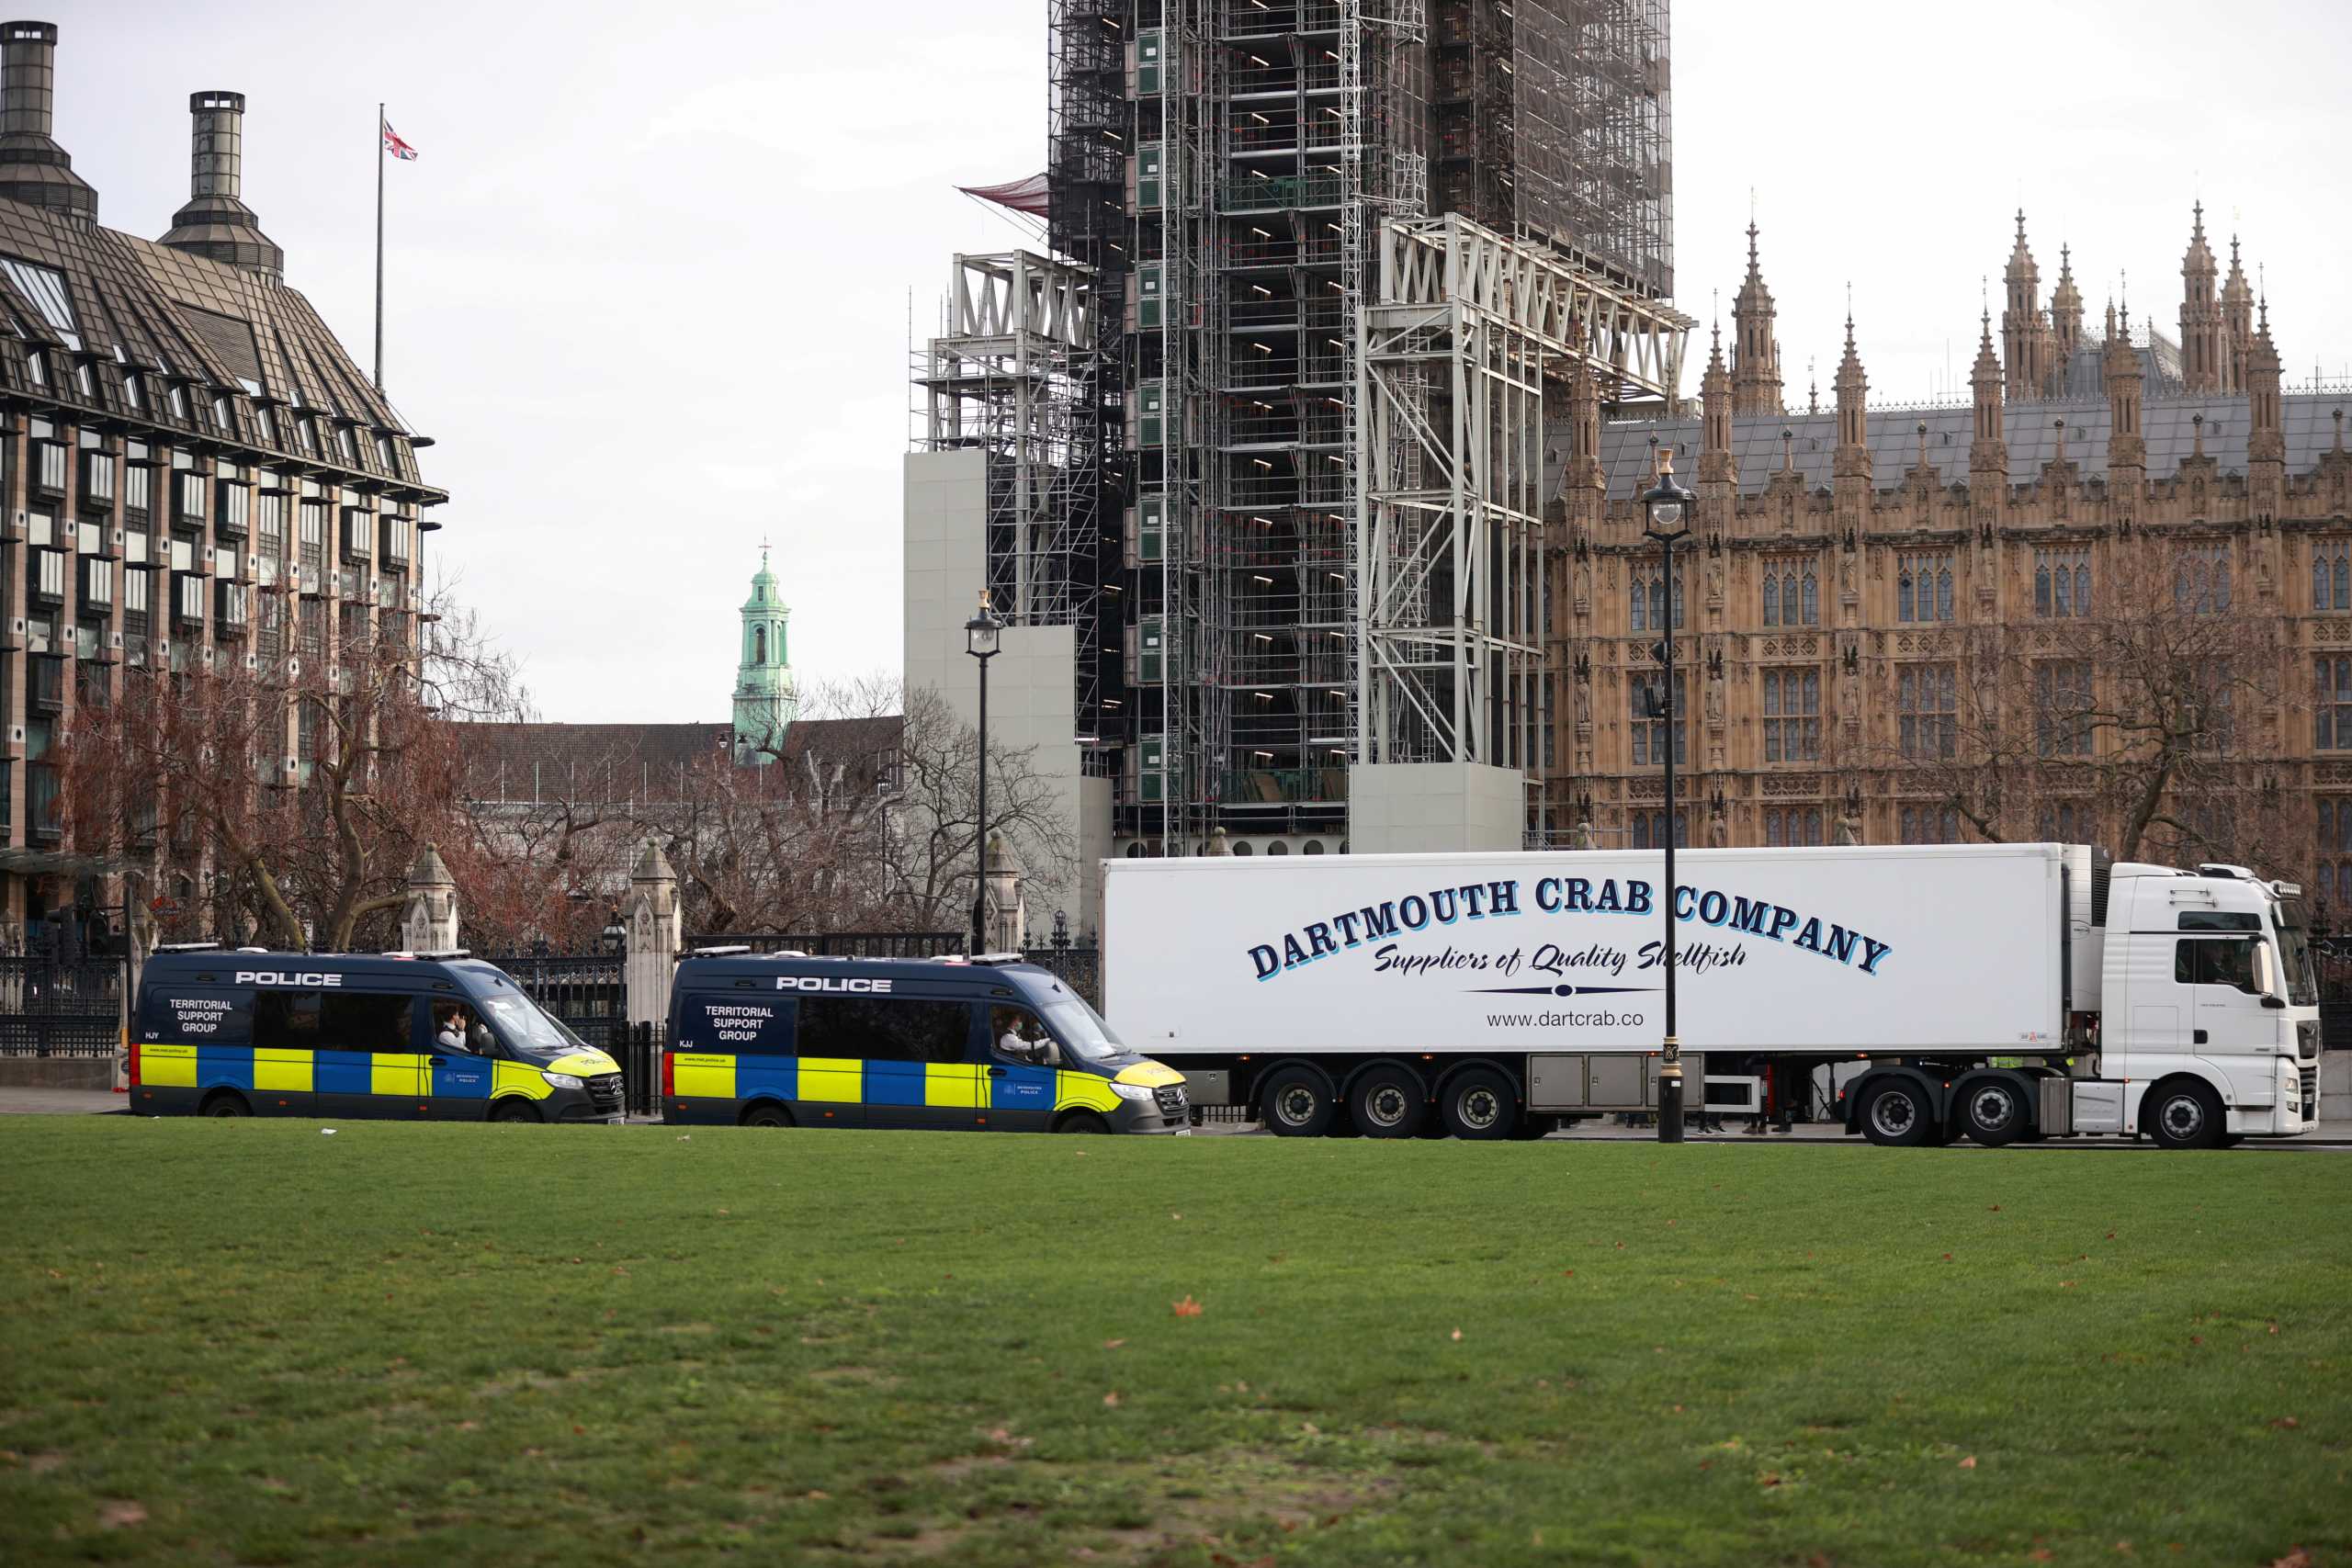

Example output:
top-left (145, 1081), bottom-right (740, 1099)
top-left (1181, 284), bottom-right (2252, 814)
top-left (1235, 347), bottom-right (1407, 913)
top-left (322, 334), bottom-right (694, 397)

top-left (1879, 539), bottom-right (2280, 862)
top-left (57, 585), bottom-right (532, 952)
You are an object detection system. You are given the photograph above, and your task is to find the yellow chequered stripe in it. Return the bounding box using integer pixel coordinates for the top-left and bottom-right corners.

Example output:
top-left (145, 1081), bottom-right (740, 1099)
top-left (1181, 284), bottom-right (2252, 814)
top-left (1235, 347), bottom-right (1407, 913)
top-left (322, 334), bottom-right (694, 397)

top-left (492, 1061), bottom-right (553, 1100)
top-left (371, 1054), bottom-right (424, 1097)
top-left (924, 1063), bottom-right (985, 1110)
top-left (671, 1053), bottom-right (737, 1099)
top-left (253, 1049), bottom-right (312, 1093)
top-left (141, 1043), bottom-right (198, 1088)
top-left (1055, 1070), bottom-right (1121, 1114)
top-left (797, 1056), bottom-right (860, 1103)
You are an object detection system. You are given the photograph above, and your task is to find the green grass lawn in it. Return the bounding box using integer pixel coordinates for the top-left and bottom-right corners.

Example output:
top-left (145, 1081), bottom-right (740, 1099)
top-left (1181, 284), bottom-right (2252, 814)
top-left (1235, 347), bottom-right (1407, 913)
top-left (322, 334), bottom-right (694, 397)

top-left (0, 1122), bottom-right (2345, 1568)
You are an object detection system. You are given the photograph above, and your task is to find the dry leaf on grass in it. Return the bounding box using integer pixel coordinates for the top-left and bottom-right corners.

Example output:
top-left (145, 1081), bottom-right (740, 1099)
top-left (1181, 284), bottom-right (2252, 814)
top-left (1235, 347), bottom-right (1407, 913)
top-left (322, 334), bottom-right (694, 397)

top-left (1171, 1295), bottom-right (1204, 1318)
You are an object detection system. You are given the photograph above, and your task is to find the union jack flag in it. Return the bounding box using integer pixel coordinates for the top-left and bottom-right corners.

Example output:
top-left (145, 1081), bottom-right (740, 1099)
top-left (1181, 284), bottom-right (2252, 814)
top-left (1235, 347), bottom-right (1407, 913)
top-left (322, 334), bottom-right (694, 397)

top-left (381, 121), bottom-right (418, 161)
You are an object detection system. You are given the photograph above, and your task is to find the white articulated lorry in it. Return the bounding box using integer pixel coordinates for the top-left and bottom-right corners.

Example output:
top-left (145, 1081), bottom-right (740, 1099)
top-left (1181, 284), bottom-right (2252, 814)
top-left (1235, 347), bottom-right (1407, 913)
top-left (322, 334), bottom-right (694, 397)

top-left (1101, 843), bottom-right (2322, 1147)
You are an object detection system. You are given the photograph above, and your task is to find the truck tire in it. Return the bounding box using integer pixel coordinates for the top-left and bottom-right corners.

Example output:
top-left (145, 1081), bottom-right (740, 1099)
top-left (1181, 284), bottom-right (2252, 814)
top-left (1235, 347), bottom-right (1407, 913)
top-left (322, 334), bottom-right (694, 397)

top-left (1440, 1067), bottom-right (1518, 1141)
top-left (1349, 1065), bottom-right (1427, 1139)
top-left (741, 1102), bottom-right (794, 1129)
top-left (1960, 1078), bottom-right (2029, 1147)
top-left (1859, 1079), bottom-right (1934, 1147)
top-left (1260, 1066), bottom-right (1337, 1138)
top-left (492, 1097), bottom-right (542, 1124)
top-left (1056, 1111), bottom-right (1111, 1134)
top-left (200, 1089), bottom-right (250, 1118)
top-left (2144, 1078), bottom-right (2224, 1150)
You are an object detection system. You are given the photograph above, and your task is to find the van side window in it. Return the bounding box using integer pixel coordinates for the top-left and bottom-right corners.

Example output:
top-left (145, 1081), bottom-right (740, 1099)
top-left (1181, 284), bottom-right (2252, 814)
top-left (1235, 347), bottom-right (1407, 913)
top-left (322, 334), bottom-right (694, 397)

top-left (253, 991), bottom-right (325, 1050)
top-left (2176, 938), bottom-right (2258, 992)
top-left (797, 997), bottom-right (970, 1065)
top-left (323, 993), bottom-right (417, 1052)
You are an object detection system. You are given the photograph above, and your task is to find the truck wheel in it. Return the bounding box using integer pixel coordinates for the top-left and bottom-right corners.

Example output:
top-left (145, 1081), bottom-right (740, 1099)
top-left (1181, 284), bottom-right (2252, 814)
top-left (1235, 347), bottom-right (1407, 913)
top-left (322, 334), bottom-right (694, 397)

top-left (1056, 1111), bottom-right (1110, 1134)
top-left (2144, 1079), bottom-right (2223, 1150)
top-left (1440, 1067), bottom-right (1518, 1141)
top-left (200, 1089), bottom-right (250, 1118)
top-left (1961, 1079), bottom-right (2029, 1147)
top-left (741, 1102), bottom-right (794, 1129)
top-left (492, 1098), bottom-right (542, 1124)
top-left (1349, 1066), bottom-right (1427, 1139)
top-left (1260, 1066), bottom-right (1337, 1138)
top-left (1860, 1080), bottom-right (1934, 1147)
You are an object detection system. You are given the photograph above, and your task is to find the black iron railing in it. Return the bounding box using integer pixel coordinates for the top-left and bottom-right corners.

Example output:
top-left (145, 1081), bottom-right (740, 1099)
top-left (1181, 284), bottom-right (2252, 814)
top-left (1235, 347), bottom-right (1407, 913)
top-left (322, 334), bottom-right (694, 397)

top-left (0, 959), bottom-right (122, 1055)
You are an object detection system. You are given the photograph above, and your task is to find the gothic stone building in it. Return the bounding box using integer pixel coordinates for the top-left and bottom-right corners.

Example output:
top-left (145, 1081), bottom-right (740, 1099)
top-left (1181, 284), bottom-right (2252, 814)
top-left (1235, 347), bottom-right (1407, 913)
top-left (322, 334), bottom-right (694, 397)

top-left (0, 22), bottom-right (441, 953)
top-left (1546, 208), bottom-right (2352, 908)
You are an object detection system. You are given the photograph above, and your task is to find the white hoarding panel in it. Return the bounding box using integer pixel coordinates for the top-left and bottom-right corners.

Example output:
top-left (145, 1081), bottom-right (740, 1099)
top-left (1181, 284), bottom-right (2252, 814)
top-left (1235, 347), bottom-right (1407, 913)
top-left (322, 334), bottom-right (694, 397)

top-left (1103, 844), bottom-right (2066, 1057)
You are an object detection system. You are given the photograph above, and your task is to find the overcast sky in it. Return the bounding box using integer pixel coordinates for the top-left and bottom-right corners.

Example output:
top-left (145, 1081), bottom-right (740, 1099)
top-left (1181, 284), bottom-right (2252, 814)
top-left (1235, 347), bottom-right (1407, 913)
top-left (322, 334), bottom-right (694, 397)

top-left (47, 0), bottom-right (2352, 723)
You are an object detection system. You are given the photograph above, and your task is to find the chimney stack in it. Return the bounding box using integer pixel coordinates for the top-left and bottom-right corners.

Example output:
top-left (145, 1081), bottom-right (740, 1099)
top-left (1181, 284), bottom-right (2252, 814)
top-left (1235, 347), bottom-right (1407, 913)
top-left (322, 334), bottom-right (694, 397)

top-left (160, 90), bottom-right (283, 279)
top-left (0, 20), bottom-right (96, 221)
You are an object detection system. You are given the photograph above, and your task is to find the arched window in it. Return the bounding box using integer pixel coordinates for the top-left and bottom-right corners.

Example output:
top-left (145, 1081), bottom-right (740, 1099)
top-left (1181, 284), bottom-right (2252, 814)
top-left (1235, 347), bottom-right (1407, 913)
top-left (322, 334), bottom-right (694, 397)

top-left (753, 626), bottom-right (766, 664)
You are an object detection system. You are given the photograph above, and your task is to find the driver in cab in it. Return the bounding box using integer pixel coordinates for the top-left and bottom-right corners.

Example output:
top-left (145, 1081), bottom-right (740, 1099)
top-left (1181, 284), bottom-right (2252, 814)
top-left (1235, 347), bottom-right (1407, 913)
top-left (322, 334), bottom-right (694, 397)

top-left (435, 1005), bottom-right (486, 1055)
top-left (993, 1008), bottom-right (1057, 1067)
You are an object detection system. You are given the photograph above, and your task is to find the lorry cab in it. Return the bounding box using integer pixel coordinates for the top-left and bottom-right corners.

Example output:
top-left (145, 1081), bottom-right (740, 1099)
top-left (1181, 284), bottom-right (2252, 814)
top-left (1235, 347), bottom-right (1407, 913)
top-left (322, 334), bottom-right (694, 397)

top-left (2096, 862), bottom-right (2321, 1144)
top-left (129, 947), bottom-right (625, 1123)
top-left (662, 951), bottom-right (1190, 1134)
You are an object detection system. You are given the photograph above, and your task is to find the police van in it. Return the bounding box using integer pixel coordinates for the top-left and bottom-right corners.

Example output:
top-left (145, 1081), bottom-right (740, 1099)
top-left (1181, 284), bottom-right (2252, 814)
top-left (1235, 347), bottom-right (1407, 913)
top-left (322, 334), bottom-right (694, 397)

top-left (662, 951), bottom-right (1190, 1134)
top-left (129, 947), bottom-right (626, 1123)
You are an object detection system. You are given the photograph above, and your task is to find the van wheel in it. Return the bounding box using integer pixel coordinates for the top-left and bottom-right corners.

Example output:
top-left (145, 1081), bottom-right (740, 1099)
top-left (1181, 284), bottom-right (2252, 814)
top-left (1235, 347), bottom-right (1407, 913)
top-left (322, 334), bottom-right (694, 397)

top-left (201, 1089), bottom-right (250, 1118)
top-left (2145, 1078), bottom-right (2223, 1150)
top-left (1349, 1065), bottom-right (1427, 1139)
top-left (741, 1102), bottom-right (794, 1129)
top-left (492, 1098), bottom-right (541, 1124)
top-left (1962, 1079), bottom-right (2029, 1147)
top-left (1440, 1067), bottom-right (1518, 1141)
top-left (1057, 1111), bottom-right (1110, 1134)
top-left (1260, 1066), bottom-right (1337, 1138)
top-left (1860, 1080), bottom-right (1934, 1146)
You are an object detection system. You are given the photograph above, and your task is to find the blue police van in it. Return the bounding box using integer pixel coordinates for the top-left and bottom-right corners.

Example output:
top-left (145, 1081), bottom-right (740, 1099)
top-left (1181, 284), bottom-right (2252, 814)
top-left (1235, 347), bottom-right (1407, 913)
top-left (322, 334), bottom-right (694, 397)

top-left (130, 947), bottom-right (625, 1122)
top-left (662, 951), bottom-right (1189, 1133)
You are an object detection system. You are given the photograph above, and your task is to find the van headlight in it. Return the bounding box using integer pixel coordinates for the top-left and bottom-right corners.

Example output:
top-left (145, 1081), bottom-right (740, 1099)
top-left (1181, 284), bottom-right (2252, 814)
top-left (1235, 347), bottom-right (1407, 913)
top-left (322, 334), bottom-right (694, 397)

top-left (1110, 1081), bottom-right (1157, 1102)
top-left (544, 1073), bottom-right (584, 1090)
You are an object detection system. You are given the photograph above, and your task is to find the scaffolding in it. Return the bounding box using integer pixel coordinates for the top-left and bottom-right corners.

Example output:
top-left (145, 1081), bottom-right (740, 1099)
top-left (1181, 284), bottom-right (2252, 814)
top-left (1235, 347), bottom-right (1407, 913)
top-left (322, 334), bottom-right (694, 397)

top-left (1038, 0), bottom-right (1679, 852)
top-left (1359, 211), bottom-right (1690, 771)
top-left (916, 250), bottom-right (1097, 641)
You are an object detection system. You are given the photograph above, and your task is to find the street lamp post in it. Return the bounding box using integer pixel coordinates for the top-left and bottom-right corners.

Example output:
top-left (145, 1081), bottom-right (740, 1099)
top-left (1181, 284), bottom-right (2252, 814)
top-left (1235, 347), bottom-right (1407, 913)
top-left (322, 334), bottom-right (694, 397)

top-left (965, 590), bottom-right (1004, 955)
top-left (1639, 443), bottom-right (1696, 1145)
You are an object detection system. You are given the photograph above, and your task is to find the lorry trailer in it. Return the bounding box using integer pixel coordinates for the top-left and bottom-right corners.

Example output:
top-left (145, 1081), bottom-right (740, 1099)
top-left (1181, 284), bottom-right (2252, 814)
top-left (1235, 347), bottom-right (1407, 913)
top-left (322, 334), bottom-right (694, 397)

top-left (1100, 843), bottom-right (2321, 1147)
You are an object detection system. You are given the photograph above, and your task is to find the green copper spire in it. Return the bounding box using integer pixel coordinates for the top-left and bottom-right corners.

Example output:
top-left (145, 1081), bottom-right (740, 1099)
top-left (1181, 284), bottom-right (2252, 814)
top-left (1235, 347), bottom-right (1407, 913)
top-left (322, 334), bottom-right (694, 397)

top-left (733, 539), bottom-right (797, 762)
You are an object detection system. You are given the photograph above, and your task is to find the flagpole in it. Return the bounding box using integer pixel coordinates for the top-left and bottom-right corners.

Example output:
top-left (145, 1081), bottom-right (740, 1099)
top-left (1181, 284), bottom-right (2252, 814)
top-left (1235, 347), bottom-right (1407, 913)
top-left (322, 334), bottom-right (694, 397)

top-left (374, 101), bottom-right (385, 392)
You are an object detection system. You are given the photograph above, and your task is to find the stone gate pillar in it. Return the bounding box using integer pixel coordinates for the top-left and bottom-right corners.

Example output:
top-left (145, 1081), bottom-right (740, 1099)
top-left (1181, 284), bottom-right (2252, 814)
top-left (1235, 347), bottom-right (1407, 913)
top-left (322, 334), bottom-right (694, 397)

top-left (402, 843), bottom-right (460, 953)
top-left (625, 839), bottom-right (682, 1028)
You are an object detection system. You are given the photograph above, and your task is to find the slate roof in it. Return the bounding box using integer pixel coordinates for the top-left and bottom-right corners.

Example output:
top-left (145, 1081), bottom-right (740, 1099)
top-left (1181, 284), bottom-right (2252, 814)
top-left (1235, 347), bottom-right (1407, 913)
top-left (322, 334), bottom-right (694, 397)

top-left (460, 718), bottom-right (904, 807)
top-left (0, 193), bottom-right (441, 502)
top-left (1581, 392), bottom-right (2348, 502)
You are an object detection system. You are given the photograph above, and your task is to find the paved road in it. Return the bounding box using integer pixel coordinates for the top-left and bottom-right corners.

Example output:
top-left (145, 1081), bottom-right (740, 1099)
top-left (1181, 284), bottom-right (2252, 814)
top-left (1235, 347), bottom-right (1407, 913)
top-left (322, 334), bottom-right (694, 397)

top-left (13, 1087), bottom-right (2346, 1147)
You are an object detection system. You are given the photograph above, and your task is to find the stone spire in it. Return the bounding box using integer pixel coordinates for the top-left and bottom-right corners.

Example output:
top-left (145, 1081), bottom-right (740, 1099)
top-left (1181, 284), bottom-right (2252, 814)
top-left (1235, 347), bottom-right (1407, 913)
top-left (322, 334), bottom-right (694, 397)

top-left (1699, 321), bottom-right (1734, 485)
top-left (2221, 233), bottom-right (2255, 394)
top-left (731, 541), bottom-right (798, 763)
top-left (2048, 243), bottom-right (2084, 374)
top-left (2104, 299), bottom-right (2146, 496)
top-left (1729, 220), bottom-right (1784, 416)
top-left (2001, 210), bottom-right (2046, 400)
top-left (1969, 307), bottom-right (2007, 478)
top-left (2177, 201), bottom-right (2222, 392)
top-left (1833, 309), bottom-right (1870, 480)
top-left (2247, 292), bottom-right (2284, 470)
